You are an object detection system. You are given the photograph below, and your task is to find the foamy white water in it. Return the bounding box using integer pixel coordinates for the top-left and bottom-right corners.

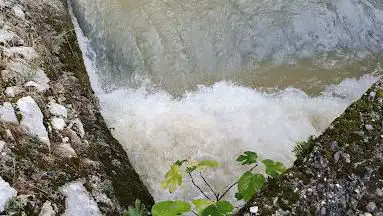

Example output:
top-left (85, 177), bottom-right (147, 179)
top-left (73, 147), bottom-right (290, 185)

top-left (69, 0), bottom-right (381, 203)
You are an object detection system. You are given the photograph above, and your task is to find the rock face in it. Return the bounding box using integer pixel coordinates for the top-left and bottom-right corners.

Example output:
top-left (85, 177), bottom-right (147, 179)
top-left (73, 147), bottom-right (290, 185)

top-left (0, 177), bottom-right (17, 212)
top-left (0, 0), bottom-right (153, 215)
top-left (239, 79), bottom-right (383, 215)
top-left (17, 96), bottom-right (50, 145)
top-left (0, 102), bottom-right (18, 123)
top-left (60, 182), bottom-right (102, 216)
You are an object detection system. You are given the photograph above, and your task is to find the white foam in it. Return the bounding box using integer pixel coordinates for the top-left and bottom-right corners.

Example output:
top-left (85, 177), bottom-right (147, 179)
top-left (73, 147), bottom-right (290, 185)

top-left (69, 2), bottom-right (378, 202)
top-left (97, 75), bottom-right (375, 201)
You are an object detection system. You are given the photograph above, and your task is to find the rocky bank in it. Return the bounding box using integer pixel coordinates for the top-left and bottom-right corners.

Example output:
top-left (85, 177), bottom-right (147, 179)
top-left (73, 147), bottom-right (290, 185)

top-left (239, 78), bottom-right (383, 215)
top-left (0, 0), bottom-right (153, 215)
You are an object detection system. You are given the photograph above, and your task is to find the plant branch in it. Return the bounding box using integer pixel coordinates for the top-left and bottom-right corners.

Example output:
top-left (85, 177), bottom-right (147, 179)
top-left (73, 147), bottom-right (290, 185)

top-left (189, 173), bottom-right (211, 200)
top-left (192, 210), bottom-right (200, 216)
top-left (218, 164), bottom-right (258, 200)
top-left (200, 172), bottom-right (219, 201)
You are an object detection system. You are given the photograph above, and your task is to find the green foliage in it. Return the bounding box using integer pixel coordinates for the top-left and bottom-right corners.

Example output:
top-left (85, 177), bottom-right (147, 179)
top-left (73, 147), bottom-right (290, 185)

top-left (236, 151), bottom-right (258, 165)
top-left (4, 197), bottom-right (23, 215)
top-left (192, 199), bottom-right (215, 214)
top-left (235, 172), bottom-right (265, 201)
top-left (161, 164), bottom-right (183, 193)
top-left (152, 201), bottom-right (191, 216)
top-left (201, 201), bottom-right (234, 216)
top-left (149, 151), bottom-right (286, 216)
top-left (293, 137), bottom-right (315, 159)
top-left (123, 200), bottom-right (146, 216)
top-left (197, 160), bottom-right (220, 170)
top-left (262, 159), bottom-right (286, 178)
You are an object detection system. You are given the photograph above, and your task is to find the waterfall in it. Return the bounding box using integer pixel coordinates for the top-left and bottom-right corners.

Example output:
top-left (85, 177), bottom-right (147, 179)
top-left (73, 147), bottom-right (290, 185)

top-left (69, 0), bottom-right (382, 202)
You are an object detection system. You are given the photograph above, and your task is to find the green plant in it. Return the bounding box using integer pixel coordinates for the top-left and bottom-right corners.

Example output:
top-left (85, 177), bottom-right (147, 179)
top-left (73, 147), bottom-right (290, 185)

top-left (4, 197), bottom-right (23, 215)
top-left (151, 151), bottom-right (286, 216)
top-left (293, 136), bottom-right (315, 159)
top-left (123, 199), bottom-right (147, 216)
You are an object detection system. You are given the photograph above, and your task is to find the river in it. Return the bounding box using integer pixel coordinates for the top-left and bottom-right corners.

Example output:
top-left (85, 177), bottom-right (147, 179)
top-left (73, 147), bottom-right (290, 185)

top-left (70, 0), bottom-right (382, 202)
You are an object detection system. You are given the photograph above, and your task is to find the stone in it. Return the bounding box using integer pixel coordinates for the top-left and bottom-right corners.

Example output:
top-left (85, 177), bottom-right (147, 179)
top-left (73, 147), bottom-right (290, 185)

top-left (68, 118), bottom-right (85, 138)
top-left (5, 86), bottom-right (24, 97)
top-left (30, 68), bottom-right (50, 90)
top-left (17, 96), bottom-right (49, 146)
top-left (249, 206), bottom-right (258, 213)
top-left (5, 47), bottom-right (38, 61)
top-left (0, 102), bottom-right (18, 123)
top-left (24, 81), bottom-right (47, 92)
top-left (5, 129), bottom-right (14, 141)
top-left (55, 144), bottom-right (77, 158)
top-left (0, 29), bottom-right (16, 44)
top-left (376, 188), bottom-right (383, 197)
top-left (12, 5), bottom-right (25, 20)
top-left (51, 117), bottom-right (66, 131)
top-left (334, 151), bottom-right (341, 163)
top-left (60, 182), bottom-right (101, 216)
top-left (0, 176), bottom-right (17, 212)
top-left (369, 91), bottom-right (376, 100)
top-left (320, 207), bottom-right (326, 215)
top-left (7, 61), bottom-right (49, 89)
top-left (366, 202), bottom-right (376, 212)
top-left (39, 201), bottom-right (55, 216)
top-left (0, 141), bottom-right (5, 152)
top-left (330, 141), bottom-right (339, 152)
top-left (365, 124), bottom-right (373, 131)
top-left (48, 102), bottom-right (68, 118)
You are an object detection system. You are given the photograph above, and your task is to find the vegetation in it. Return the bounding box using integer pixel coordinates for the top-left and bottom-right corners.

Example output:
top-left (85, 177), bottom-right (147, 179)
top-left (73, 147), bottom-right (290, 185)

top-left (126, 151), bottom-right (286, 216)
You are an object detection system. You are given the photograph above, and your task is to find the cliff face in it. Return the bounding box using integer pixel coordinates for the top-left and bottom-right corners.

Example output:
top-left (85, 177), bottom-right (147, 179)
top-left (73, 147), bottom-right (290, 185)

top-left (239, 78), bottom-right (383, 215)
top-left (0, 0), bottom-right (153, 215)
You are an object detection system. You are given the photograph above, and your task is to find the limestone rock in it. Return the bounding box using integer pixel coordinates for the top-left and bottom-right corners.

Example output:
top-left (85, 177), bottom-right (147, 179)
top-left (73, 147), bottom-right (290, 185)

top-left (5, 86), bottom-right (24, 98)
top-left (68, 118), bottom-right (85, 138)
top-left (7, 61), bottom-right (49, 89)
top-left (17, 96), bottom-right (49, 146)
top-left (24, 81), bottom-right (47, 92)
top-left (0, 29), bottom-right (17, 44)
top-left (55, 144), bottom-right (77, 158)
top-left (0, 176), bottom-right (17, 212)
top-left (0, 102), bottom-right (18, 123)
top-left (0, 141), bottom-right (5, 152)
top-left (12, 5), bottom-right (25, 20)
top-left (5, 47), bottom-right (38, 61)
top-left (60, 182), bottom-right (101, 216)
top-left (51, 117), bottom-right (66, 131)
top-left (39, 201), bottom-right (56, 216)
top-left (48, 102), bottom-right (67, 118)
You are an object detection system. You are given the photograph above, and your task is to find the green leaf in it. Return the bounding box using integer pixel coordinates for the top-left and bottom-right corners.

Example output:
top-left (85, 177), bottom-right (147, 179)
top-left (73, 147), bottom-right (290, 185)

top-left (201, 201), bottom-right (234, 216)
top-left (125, 207), bottom-right (143, 216)
top-left (124, 200), bottom-right (145, 216)
top-left (236, 172), bottom-right (265, 201)
top-left (197, 160), bottom-right (220, 170)
top-left (192, 199), bottom-right (215, 214)
top-left (262, 159), bottom-right (286, 178)
top-left (175, 160), bottom-right (187, 166)
top-left (161, 165), bottom-right (183, 193)
top-left (185, 166), bottom-right (197, 173)
top-left (236, 151), bottom-right (258, 165)
top-left (152, 201), bottom-right (191, 216)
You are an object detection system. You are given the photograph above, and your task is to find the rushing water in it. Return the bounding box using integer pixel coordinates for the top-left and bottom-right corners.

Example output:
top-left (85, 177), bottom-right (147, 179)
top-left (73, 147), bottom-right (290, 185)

top-left (70, 0), bottom-right (383, 202)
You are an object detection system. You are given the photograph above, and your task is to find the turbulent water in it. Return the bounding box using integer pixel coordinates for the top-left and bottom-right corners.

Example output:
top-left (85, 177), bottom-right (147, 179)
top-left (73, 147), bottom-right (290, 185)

top-left (70, 0), bottom-right (383, 202)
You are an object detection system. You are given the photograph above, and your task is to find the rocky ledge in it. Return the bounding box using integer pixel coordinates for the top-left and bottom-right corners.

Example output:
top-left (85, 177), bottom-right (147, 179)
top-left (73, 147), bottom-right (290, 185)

top-left (0, 0), bottom-right (153, 215)
top-left (239, 77), bottom-right (383, 215)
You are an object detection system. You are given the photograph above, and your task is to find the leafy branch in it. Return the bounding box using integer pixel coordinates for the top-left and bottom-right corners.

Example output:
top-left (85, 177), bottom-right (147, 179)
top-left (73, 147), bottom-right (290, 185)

top-left (126, 151), bottom-right (286, 216)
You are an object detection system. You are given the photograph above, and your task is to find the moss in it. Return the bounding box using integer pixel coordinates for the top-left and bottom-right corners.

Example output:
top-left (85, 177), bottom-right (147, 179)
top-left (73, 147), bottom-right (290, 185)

top-left (293, 136), bottom-right (315, 165)
top-left (4, 197), bottom-right (24, 215)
